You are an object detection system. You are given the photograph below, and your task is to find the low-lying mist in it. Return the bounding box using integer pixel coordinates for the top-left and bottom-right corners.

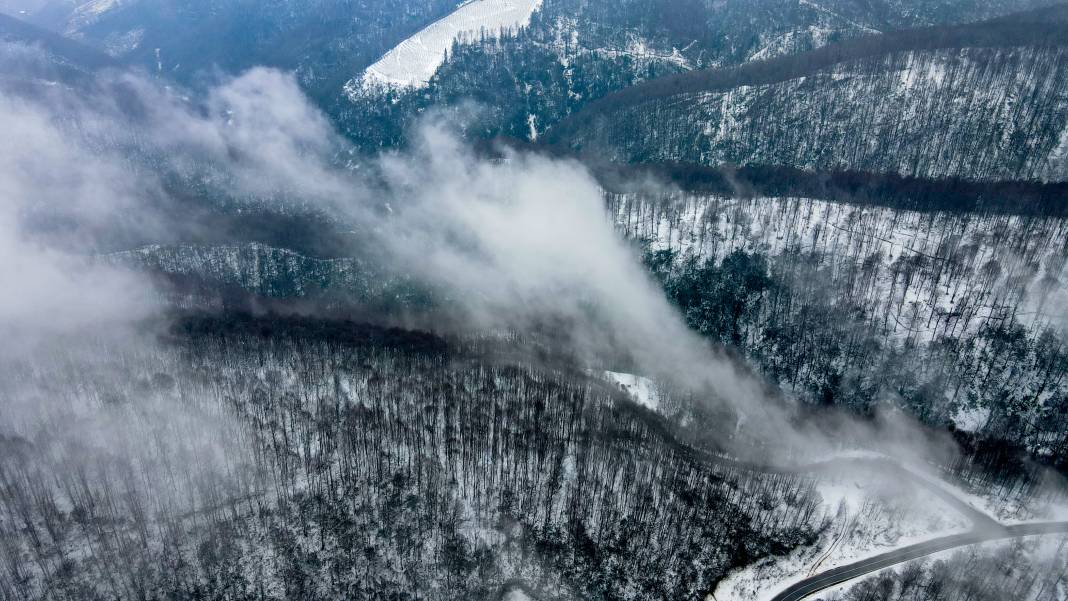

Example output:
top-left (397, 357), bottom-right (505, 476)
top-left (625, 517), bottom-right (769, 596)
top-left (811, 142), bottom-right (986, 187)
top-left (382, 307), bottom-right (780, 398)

top-left (0, 44), bottom-right (967, 469)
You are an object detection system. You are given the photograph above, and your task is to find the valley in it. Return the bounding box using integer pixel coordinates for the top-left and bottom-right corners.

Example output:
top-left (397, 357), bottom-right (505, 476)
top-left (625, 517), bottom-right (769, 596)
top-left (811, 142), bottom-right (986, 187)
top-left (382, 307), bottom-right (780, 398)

top-left (1, 1), bottom-right (1067, 600)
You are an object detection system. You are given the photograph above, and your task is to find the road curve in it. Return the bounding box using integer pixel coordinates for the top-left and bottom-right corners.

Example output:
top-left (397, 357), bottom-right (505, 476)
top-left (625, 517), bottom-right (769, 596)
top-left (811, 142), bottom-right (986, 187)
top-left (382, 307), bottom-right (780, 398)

top-left (619, 402), bottom-right (1064, 601)
top-left (802, 458), bottom-right (1002, 530)
top-left (770, 522), bottom-right (1068, 601)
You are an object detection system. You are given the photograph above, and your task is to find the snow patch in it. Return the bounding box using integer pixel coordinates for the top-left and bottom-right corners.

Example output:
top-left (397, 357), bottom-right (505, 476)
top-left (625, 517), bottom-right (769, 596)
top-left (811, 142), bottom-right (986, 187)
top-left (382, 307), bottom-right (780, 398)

top-left (77, 0), bottom-right (120, 17)
top-left (748, 25), bottom-right (835, 62)
top-left (66, 0), bottom-right (123, 33)
top-left (103, 28), bottom-right (144, 56)
top-left (1045, 121), bottom-right (1068, 181)
top-left (952, 405), bottom-right (989, 432)
top-left (357, 0), bottom-right (543, 89)
top-left (603, 370), bottom-right (659, 411)
top-left (797, 0), bottom-right (881, 34)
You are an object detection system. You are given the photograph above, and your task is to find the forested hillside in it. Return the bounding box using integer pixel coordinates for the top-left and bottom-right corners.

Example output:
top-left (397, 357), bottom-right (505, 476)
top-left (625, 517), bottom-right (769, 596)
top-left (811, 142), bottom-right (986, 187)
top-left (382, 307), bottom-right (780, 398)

top-left (0, 10), bottom-right (116, 91)
top-left (614, 191), bottom-right (1068, 483)
top-left (101, 180), bottom-right (1068, 494)
top-left (555, 6), bottom-right (1068, 181)
top-left (3, 3), bottom-right (1068, 599)
top-left (0, 318), bottom-right (820, 600)
top-left (13, 0), bottom-right (462, 98)
top-left (335, 0), bottom-right (1050, 150)
top-left (563, 45), bottom-right (1068, 181)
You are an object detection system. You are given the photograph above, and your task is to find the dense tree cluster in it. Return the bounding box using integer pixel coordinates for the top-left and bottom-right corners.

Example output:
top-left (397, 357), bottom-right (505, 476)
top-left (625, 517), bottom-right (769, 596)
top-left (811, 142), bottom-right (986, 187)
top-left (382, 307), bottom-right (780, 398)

top-left (553, 5), bottom-right (1068, 134)
top-left (336, 2), bottom-right (1065, 162)
top-left (566, 42), bottom-right (1068, 181)
top-left (0, 318), bottom-right (822, 600)
top-left (594, 163), bottom-right (1068, 217)
top-left (617, 192), bottom-right (1068, 490)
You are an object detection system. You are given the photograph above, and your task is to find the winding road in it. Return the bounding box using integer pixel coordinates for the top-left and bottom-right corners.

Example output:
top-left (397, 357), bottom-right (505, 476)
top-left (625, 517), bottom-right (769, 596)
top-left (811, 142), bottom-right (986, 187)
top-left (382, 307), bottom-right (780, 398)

top-left (769, 521), bottom-right (1068, 601)
top-left (621, 402), bottom-right (1068, 601)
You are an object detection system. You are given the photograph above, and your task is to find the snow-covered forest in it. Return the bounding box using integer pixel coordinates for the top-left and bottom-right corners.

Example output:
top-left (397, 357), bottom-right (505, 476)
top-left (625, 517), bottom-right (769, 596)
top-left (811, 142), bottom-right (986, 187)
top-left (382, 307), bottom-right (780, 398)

top-left (3, 1), bottom-right (1068, 599)
top-left (615, 192), bottom-right (1068, 478)
top-left (0, 318), bottom-right (821, 599)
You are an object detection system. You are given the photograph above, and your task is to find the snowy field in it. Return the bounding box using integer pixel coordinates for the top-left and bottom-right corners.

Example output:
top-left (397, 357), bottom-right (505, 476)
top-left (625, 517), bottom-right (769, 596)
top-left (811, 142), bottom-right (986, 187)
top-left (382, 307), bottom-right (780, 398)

top-left (358, 0), bottom-right (543, 89)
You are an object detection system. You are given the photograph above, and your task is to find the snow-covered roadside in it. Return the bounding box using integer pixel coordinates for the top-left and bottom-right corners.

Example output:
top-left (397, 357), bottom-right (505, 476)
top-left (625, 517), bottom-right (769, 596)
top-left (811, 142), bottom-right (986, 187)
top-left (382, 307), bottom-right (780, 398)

top-left (709, 464), bottom-right (972, 601)
top-left (903, 461), bottom-right (1068, 525)
top-left (354, 0), bottom-right (543, 90)
top-left (818, 534), bottom-right (1068, 601)
top-left (590, 365), bottom-right (1064, 597)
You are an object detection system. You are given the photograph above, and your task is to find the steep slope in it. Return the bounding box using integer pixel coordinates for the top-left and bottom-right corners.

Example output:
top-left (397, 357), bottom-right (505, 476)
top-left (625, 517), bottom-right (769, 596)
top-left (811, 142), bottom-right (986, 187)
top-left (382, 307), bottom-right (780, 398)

top-left (336, 0), bottom-right (1051, 149)
top-left (617, 190), bottom-right (1068, 434)
top-left (0, 10), bottom-right (114, 68)
top-left (555, 8), bottom-right (1068, 181)
top-left (0, 320), bottom-right (821, 600)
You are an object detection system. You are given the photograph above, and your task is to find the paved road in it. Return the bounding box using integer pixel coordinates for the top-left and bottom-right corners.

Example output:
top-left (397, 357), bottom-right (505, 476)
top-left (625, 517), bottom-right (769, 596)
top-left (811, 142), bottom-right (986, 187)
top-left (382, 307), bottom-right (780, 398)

top-left (770, 521), bottom-right (1068, 601)
top-left (623, 403), bottom-right (1064, 601)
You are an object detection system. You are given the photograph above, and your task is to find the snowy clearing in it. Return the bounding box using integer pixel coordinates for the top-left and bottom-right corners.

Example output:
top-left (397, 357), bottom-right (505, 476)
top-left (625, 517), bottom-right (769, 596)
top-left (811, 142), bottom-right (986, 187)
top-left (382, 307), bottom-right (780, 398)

top-left (359, 0), bottom-right (543, 89)
top-left (502, 589), bottom-right (535, 601)
top-left (602, 370), bottom-right (660, 411)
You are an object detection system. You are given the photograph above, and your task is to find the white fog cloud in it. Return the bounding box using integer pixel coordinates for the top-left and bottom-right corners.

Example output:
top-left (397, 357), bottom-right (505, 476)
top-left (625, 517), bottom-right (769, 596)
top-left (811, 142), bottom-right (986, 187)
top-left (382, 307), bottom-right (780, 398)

top-left (0, 83), bottom-right (161, 338)
top-left (0, 51), bottom-right (959, 463)
top-left (3, 55), bottom-right (789, 451)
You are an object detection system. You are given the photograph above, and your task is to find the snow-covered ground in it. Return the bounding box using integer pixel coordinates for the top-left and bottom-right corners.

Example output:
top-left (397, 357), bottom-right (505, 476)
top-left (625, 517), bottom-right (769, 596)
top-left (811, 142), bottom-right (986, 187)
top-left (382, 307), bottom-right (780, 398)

top-left (820, 534), bottom-right (1068, 601)
top-left (907, 462), bottom-right (1068, 525)
top-left (65, 0), bottom-right (123, 32)
top-left (357, 0), bottom-right (543, 89)
top-left (502, 589), bottom-right (534, 601)
top-left (602, 370), bottom-right (660, 411)
top-left (708, 449), bottom-right (1068, 600)
top-left (709, 463), bottom-right (973, 601)
top-left (612, 192), bottom-right (1068, 433)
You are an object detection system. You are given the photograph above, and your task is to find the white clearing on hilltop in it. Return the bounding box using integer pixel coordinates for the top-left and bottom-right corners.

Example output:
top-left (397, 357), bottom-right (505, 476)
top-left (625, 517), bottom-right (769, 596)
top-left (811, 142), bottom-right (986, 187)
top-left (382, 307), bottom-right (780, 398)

top-left (603, 371), bottom-right (660, 411)
top-left (359, 0), bottom-right (543, 89)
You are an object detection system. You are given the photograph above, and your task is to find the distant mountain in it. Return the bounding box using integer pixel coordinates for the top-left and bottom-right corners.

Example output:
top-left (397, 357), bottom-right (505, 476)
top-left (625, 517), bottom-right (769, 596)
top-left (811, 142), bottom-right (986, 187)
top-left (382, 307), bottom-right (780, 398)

top-left (0, 10), bottom-right (116, 67)
top-left (12, 0), bottom-right (462, 99)
top-left (11, 0), bottom-right (1057, 153)
top-left (551, 5), bottom-right (1068, 181)
top-left (0, 10), bottom-right (119, 99)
